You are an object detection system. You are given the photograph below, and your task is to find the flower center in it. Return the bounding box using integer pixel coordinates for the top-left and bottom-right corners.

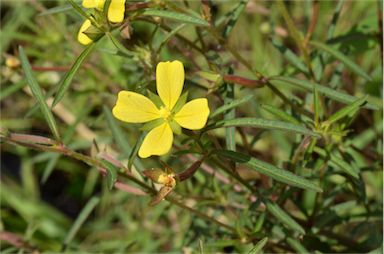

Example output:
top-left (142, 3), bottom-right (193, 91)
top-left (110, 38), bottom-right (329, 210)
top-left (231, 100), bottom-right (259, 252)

top-left (159, 106), bottom-right (172, 121)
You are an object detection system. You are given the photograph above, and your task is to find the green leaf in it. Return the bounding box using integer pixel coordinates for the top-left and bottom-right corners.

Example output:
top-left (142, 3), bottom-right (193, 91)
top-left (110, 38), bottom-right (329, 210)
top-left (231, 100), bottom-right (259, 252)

top-left (313, 147), bottom-right (359, 179)
top-left (63, 196), bottom-right (100, 249)
top-left (260, 104), bottom-right (300, 125)
top-left (248, 237), bottom-right (268, 254)
top-left (286, 237), bottom-right (309, 253)
top-left (211, 118), bottom-right (320, 137)
top-left (270, 76), bottom-right (378, 110)
top-left (222, 0), bottom-right (248, 38)
top-left (216, 150), bottom-right (322, 192)
top-left (310, 40), bottom-right (372, 81)
top-left (52, 43), bottom-right (95, 107)
top-left (141, 9), bottom-right (209, 27)
top-left (101, 160), bottom-right (118, 190)
top-left (211, 94), bottom-right (254, 118)
top-left (103, 106), bottom-right (133, 157)
top-left (18, 46), bottom-right (60, 140)
top-left (265, 200), bottom-right (306, 234)
top-left (223, 82), bottom-right (236, 151)
top-left (324, 95), bottom-right (368, 126)
top-left (326, 0), bottom-right (344, 40)
top-left (270, 38), bottom-right (309, 74)
top-left (157, 24), bottom-right (186, 53)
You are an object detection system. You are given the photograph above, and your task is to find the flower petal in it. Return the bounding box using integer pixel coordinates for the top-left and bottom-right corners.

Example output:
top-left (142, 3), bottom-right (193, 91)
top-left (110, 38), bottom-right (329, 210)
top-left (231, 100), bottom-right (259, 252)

top-left (156, 61), bottom-right (184, 110)
top-left (82, 0), bottom-right (105, 9)
top-left (112, 91), bottom-right (160, 123)
top-left (174, 98), bottom-right (210, 130)
top-left (138, 123), bottom-right (173, 158)
top-left (77, 20), bottom-right (93, 45)
top-left (108, 0), bottom-right (125, 23)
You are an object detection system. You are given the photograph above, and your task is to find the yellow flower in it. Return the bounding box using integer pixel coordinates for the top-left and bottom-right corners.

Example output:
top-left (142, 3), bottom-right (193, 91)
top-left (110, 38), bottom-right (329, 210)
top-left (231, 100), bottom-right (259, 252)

top-left (112, 61), bottom-right (210, 158)
top-left (77, 19), bottom-right (93, 45)
top-left (82, 0), bottom-right (126, 23)
top-left (77, 0), bottom-right (125, 45)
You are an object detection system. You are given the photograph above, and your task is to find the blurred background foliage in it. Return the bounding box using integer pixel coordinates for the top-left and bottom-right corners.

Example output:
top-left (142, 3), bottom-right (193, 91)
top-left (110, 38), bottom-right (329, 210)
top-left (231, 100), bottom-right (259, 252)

top-left (0, 0), bottom-right (382, 253)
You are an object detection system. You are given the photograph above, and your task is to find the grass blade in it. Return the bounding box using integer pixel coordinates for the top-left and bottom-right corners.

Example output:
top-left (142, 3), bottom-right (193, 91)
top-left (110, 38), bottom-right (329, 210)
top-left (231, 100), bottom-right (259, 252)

top-left (62, 197), bottom-right (100, 250)
top-left (265, 200), bottom-right (306, 234)
top-left (211, 118), bottom-right (319, 137)
top-left (18, 46), bottom-right (60, 140)
top-left (52, 43), bottom-right (95, 107)
top-left (141, 9), bottom-right (209, 27)
top-left (38, 4), bottom-right (73, 16)
top-left (211, 94), bottom-right (254, 118)
top-left (248, 237), bottom-right (268, 254)
top-left (270, 76), bottom-right (378, 110)
top-left (217, 150), bottom-right (322, 192)
top-left (310, 40), bottom-right (372, 81)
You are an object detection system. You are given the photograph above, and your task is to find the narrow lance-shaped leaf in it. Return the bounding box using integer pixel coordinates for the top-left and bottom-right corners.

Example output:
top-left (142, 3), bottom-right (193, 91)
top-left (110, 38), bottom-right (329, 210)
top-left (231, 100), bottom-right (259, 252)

top-left (310, 40), bottom-right (372, 81)
top-left (265, 200), bottom-right (306, 234)
top-left (211, 94), bottom-right (254, 118)
top-left (52, 43), bottom-right (95, 107)
top-left (260, 104), bottom-right (300, 125)
top-left (222, 0), bottom-right (248, 38)
top-left (270, 38), bottom-right (309, 74)
top-left (286, 237), bottom-right (309, 253)
top-left (324, 95), bottom-right (368, 126)
top-left (270, 76), bottom-right (378, 110)
top-left (248, 237), bottom-right (268, 254)
top-left (141, 9), bottom-right (209, 27)
top-left (223, 82), bottom-right (236, 151)
top-left (313, 147), bottom-right (359, 179)
top-left (210, 118), bottom-right (320, 137)
top-left (18, 46), bottom-right (60, 140)
top-left (157, 24), bottom-right (186, 53)
top-left (216, 150), bottom-right (322, 192)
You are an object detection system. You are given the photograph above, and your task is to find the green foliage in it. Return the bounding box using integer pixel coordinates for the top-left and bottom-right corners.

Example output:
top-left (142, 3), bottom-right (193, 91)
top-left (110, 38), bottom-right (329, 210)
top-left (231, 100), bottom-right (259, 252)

top-left (1, 0), bottom-right (382, 253)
